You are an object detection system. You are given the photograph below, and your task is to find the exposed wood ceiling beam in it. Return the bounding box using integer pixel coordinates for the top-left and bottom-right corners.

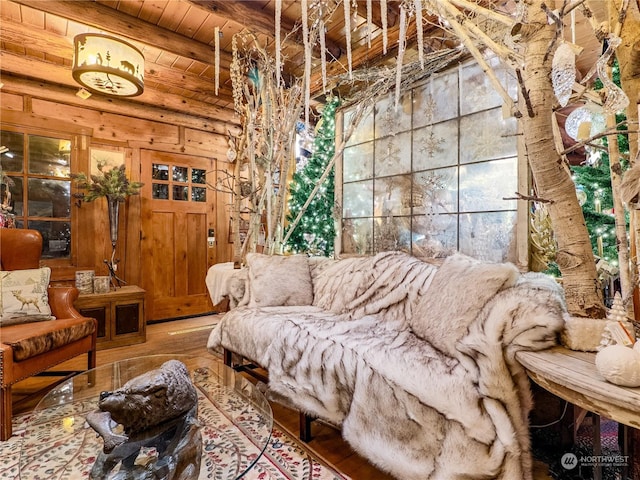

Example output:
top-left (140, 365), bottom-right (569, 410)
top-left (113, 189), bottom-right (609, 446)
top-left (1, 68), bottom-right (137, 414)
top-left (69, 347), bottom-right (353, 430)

top-left (0, 74), bottom-right (236, 134)
top-left (11, 0), bottom-right (234, 67)
top-left (0, 18), bottom-right (235, 103)
top-left (355, 0), bottom-right (400, 28)
top-left (0, 52), bottom-right (238, 129)
top-left (308, 21), bottom-right (418, 96)
top-left (188, 0), bottom-right (343, 59)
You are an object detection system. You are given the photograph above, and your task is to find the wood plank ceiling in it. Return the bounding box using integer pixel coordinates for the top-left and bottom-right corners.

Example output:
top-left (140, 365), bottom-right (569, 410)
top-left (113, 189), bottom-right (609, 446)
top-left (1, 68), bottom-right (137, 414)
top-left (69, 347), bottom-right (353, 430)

top-left (0, 0), bottom-right (604, 134)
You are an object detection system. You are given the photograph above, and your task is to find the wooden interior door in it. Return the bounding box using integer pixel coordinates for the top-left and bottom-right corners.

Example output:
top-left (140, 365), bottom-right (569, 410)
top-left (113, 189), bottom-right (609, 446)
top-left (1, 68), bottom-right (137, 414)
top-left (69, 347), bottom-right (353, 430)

top-left (140, 150), bottom-right (215, 321)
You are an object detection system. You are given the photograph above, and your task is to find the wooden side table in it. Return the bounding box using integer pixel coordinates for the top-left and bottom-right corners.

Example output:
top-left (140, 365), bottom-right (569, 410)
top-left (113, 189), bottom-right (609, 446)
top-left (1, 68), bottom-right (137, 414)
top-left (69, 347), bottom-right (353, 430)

top-left (517, 346), bottom-right (640, 480)
top-left (74, 285), bottom-right (146, 350)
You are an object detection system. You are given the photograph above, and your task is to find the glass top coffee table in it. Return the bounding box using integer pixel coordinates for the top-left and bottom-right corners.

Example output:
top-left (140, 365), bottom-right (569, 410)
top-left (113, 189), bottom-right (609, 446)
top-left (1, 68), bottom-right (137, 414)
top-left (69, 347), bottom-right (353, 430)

top-left (19, 355), bottom-right (273, 479)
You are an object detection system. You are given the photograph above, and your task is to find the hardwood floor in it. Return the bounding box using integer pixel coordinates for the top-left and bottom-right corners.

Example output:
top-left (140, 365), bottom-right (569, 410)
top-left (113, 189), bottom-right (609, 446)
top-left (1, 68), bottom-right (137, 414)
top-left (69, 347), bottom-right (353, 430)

top-left (10, 314), bottom-right (394, 479)
top-left (11, 314), bottom-right (552, 480)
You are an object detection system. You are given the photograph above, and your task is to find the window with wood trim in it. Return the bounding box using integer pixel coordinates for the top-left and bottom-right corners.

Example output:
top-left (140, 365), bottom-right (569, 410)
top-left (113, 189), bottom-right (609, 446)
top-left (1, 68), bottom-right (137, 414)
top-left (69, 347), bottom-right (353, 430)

top-left (1, 128), bottom-right (73, 260)
top-left (151, 163), bottom-right (207, 202)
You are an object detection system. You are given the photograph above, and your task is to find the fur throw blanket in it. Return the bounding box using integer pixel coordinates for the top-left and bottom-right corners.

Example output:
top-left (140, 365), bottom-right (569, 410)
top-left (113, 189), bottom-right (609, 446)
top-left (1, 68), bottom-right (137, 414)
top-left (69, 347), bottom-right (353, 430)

top-left (208, 252), bottom-right (567, 480)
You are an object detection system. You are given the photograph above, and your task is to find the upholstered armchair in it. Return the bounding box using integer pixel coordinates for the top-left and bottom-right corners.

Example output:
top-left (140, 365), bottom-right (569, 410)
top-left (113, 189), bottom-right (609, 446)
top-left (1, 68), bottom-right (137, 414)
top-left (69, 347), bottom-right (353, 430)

top-left (0, 228), bottom-right (97, 440)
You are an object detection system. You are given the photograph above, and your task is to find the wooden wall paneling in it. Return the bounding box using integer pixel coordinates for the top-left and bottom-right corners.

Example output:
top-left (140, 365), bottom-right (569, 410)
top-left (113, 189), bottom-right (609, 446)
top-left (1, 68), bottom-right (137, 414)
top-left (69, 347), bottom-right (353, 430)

top-left (153, 211), bottom-right (176, 297)
top-left (187, 213), bottom-right (208, 296)
top-left (30, 99), bottom-right (181, 144)
top-left (0, 75), bottom-right (234, 133)
top-left (0, 92), bottom-right (24, 111)
top-left (215, 159), bottom-right (233, 264)
top-left (0, 82), bottom-right (238, 320)
top-left (124, 147), bottom-right (143, 288)
top-left (75, 145), bottom-right (138, 285)
top-left (73, 133), bottom-right (96, 275)
top-left (139, 193), bottom-right (155, 317)
top-left (174, 210), bottom-right (189, 298)
top-left (0, 109), bottom-right (92, 136)
top-left (129, 140), bottom-right (221, 158)
top-left (0, 50), bottom-right (234, 127)
top-left (116, 147), bottom-right (136, 286)
top-left (184, 128), bottom-right (228, 153)
top-left (206, 158), bottom-right (218, 269)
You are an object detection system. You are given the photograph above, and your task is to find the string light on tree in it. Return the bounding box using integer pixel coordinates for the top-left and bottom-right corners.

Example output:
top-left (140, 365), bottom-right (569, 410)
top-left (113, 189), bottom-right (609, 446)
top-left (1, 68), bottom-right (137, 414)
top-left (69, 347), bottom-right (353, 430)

top-left (570, 60), bottom-right (628, 289)
top-left (285, 96), bottom-right (340, 256)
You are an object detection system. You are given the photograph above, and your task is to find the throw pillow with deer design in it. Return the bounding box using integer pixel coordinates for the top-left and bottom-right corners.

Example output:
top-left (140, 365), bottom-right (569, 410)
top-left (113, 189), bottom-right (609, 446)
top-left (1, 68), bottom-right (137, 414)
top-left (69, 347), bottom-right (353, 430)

top-left (0, 267), bottom-right (54, 325)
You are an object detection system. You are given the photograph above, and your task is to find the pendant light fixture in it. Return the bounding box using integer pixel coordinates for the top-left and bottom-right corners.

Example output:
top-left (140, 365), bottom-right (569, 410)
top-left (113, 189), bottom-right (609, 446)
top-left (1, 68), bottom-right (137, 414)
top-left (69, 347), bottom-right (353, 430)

top-left (72, 33), bottom-right (144, 97)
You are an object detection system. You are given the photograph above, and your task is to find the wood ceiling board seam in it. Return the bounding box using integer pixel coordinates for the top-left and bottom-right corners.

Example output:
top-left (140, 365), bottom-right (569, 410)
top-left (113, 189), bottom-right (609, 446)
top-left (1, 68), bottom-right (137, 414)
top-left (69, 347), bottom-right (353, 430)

top-left (96, 0), bottom-right (120, 9)
top-left (156, 1), bottom-right (191, 31)
top-left (188, 0), bottom-right (278, 36)
top-left (24, 47), bottom-right (45, 60)
top-left (175, 4), bottom-right (208, 38)
top-left (188, 0), bottom-right (342, 59)
top-left (171, 56), bottom-right (196, 71)
top-left (155, 50), bottom-right (181, 67)
top-left (218, 21), bottom-right (245, 50)
top-left (139, 44), bottom-right (165, 64)
top-left (192, 14), bottom-right (219, 44)
top-left (2, 43), bottom-right (26, 56)
top-left (17, 3), bottom-right (44, 28)
top-left (1, 1), bottom-right (23, 21)
top-left (44, 12), bottom-right (68, 36)
top-left (115, 0), bottom-right (145, 18)
top-left (11, 1), bottom-right (232, 66)
top-left (65, 18), bottom-right (92, 39)
top-left (0, 19), bottom-right (70, 56)
top-left (136, 0), bottom-right (168, 24)
top-left (185, 62), bottom-right (208, 76)
top-left (44, 52), bottom-right (66, 65)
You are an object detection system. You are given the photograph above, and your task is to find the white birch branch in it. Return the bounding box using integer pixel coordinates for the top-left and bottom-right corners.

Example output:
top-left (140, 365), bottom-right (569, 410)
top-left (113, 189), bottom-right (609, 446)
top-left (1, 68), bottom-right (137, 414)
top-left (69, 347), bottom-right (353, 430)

top-left (435, 5), bottom-right (522, 118)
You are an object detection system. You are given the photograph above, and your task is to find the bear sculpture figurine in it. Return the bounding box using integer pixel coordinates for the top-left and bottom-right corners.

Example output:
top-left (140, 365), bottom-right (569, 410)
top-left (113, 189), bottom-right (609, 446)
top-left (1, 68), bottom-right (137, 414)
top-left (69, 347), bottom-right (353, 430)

top-left (87, 359), bottom-right (201, 480)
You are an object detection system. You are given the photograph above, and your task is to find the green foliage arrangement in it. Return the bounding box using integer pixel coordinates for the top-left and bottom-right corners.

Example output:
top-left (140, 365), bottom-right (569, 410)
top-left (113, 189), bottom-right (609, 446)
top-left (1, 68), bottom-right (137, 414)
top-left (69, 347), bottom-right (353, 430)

top-left (72, 162), bottom-right (143, 202)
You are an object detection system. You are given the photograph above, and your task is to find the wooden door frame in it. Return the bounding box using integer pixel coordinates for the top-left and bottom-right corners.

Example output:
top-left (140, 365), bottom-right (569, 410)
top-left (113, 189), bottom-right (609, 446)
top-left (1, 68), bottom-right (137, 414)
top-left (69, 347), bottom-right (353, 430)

top-left (138, 148), bottom-right (217, 321)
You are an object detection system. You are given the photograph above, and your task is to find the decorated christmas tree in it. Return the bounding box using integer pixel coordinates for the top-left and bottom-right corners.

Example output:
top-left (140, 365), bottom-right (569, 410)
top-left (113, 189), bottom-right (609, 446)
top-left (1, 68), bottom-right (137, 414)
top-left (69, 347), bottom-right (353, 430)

top-left (571, 61), bottom-right (629, 270)
top-left (285, 96), bottom-right (340, 256)
top-left (571, 157), bottom-right (618, 264)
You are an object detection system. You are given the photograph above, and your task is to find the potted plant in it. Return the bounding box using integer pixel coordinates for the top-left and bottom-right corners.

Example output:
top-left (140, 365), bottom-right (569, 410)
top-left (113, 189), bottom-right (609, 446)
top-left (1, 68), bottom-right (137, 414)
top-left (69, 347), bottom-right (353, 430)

top-left (73, 162), bottom-right (143, 286)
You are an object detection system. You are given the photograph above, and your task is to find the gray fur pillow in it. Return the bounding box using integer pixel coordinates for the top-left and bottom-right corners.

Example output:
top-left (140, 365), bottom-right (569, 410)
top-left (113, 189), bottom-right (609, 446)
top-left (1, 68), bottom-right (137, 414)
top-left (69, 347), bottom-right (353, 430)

top-left (247, 253), bottom-right (313, 307)
top-left (409, 253), bottom-right (520, 354)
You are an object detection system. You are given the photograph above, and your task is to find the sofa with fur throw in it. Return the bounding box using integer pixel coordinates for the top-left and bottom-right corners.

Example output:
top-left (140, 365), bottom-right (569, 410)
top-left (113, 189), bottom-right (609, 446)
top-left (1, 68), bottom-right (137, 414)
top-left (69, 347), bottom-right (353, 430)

top-left (207, 251), bottom-right (567, 480)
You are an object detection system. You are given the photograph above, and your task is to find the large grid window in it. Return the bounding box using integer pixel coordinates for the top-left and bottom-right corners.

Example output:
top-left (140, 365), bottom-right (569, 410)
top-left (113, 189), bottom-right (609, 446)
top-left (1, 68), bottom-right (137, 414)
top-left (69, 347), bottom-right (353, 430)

top-left (1, 129), bottom-right (72, 259)
top-left (341, 57), bottom-right (519, 262)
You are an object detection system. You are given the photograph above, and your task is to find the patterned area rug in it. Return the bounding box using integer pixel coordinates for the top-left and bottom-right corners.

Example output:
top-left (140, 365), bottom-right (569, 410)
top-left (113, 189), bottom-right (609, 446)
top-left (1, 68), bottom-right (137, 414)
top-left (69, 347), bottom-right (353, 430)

top-left (1, 408), bottom-right (349, 480)
top-left (576, 418), bottom-right (620, 452)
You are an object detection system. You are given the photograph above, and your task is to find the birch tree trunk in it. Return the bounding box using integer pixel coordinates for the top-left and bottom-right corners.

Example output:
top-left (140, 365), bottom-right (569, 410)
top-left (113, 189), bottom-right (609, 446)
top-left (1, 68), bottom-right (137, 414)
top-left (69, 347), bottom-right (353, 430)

top-left (605, 106), bottom-right (633, 312)
top-left (608, 0), bottom-right (640, 323)
top-left (614, 29), bottom-right (640, 478)
top-left (521, 1), bottom-right (606, 318)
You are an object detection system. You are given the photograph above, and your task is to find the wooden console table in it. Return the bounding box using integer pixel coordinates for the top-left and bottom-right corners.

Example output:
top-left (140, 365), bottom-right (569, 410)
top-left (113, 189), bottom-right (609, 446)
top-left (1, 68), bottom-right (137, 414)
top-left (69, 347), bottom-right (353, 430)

top-left (516, 346), bottom-right (640, 428)
top-left (74, 285), bottom-right (146, 350)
